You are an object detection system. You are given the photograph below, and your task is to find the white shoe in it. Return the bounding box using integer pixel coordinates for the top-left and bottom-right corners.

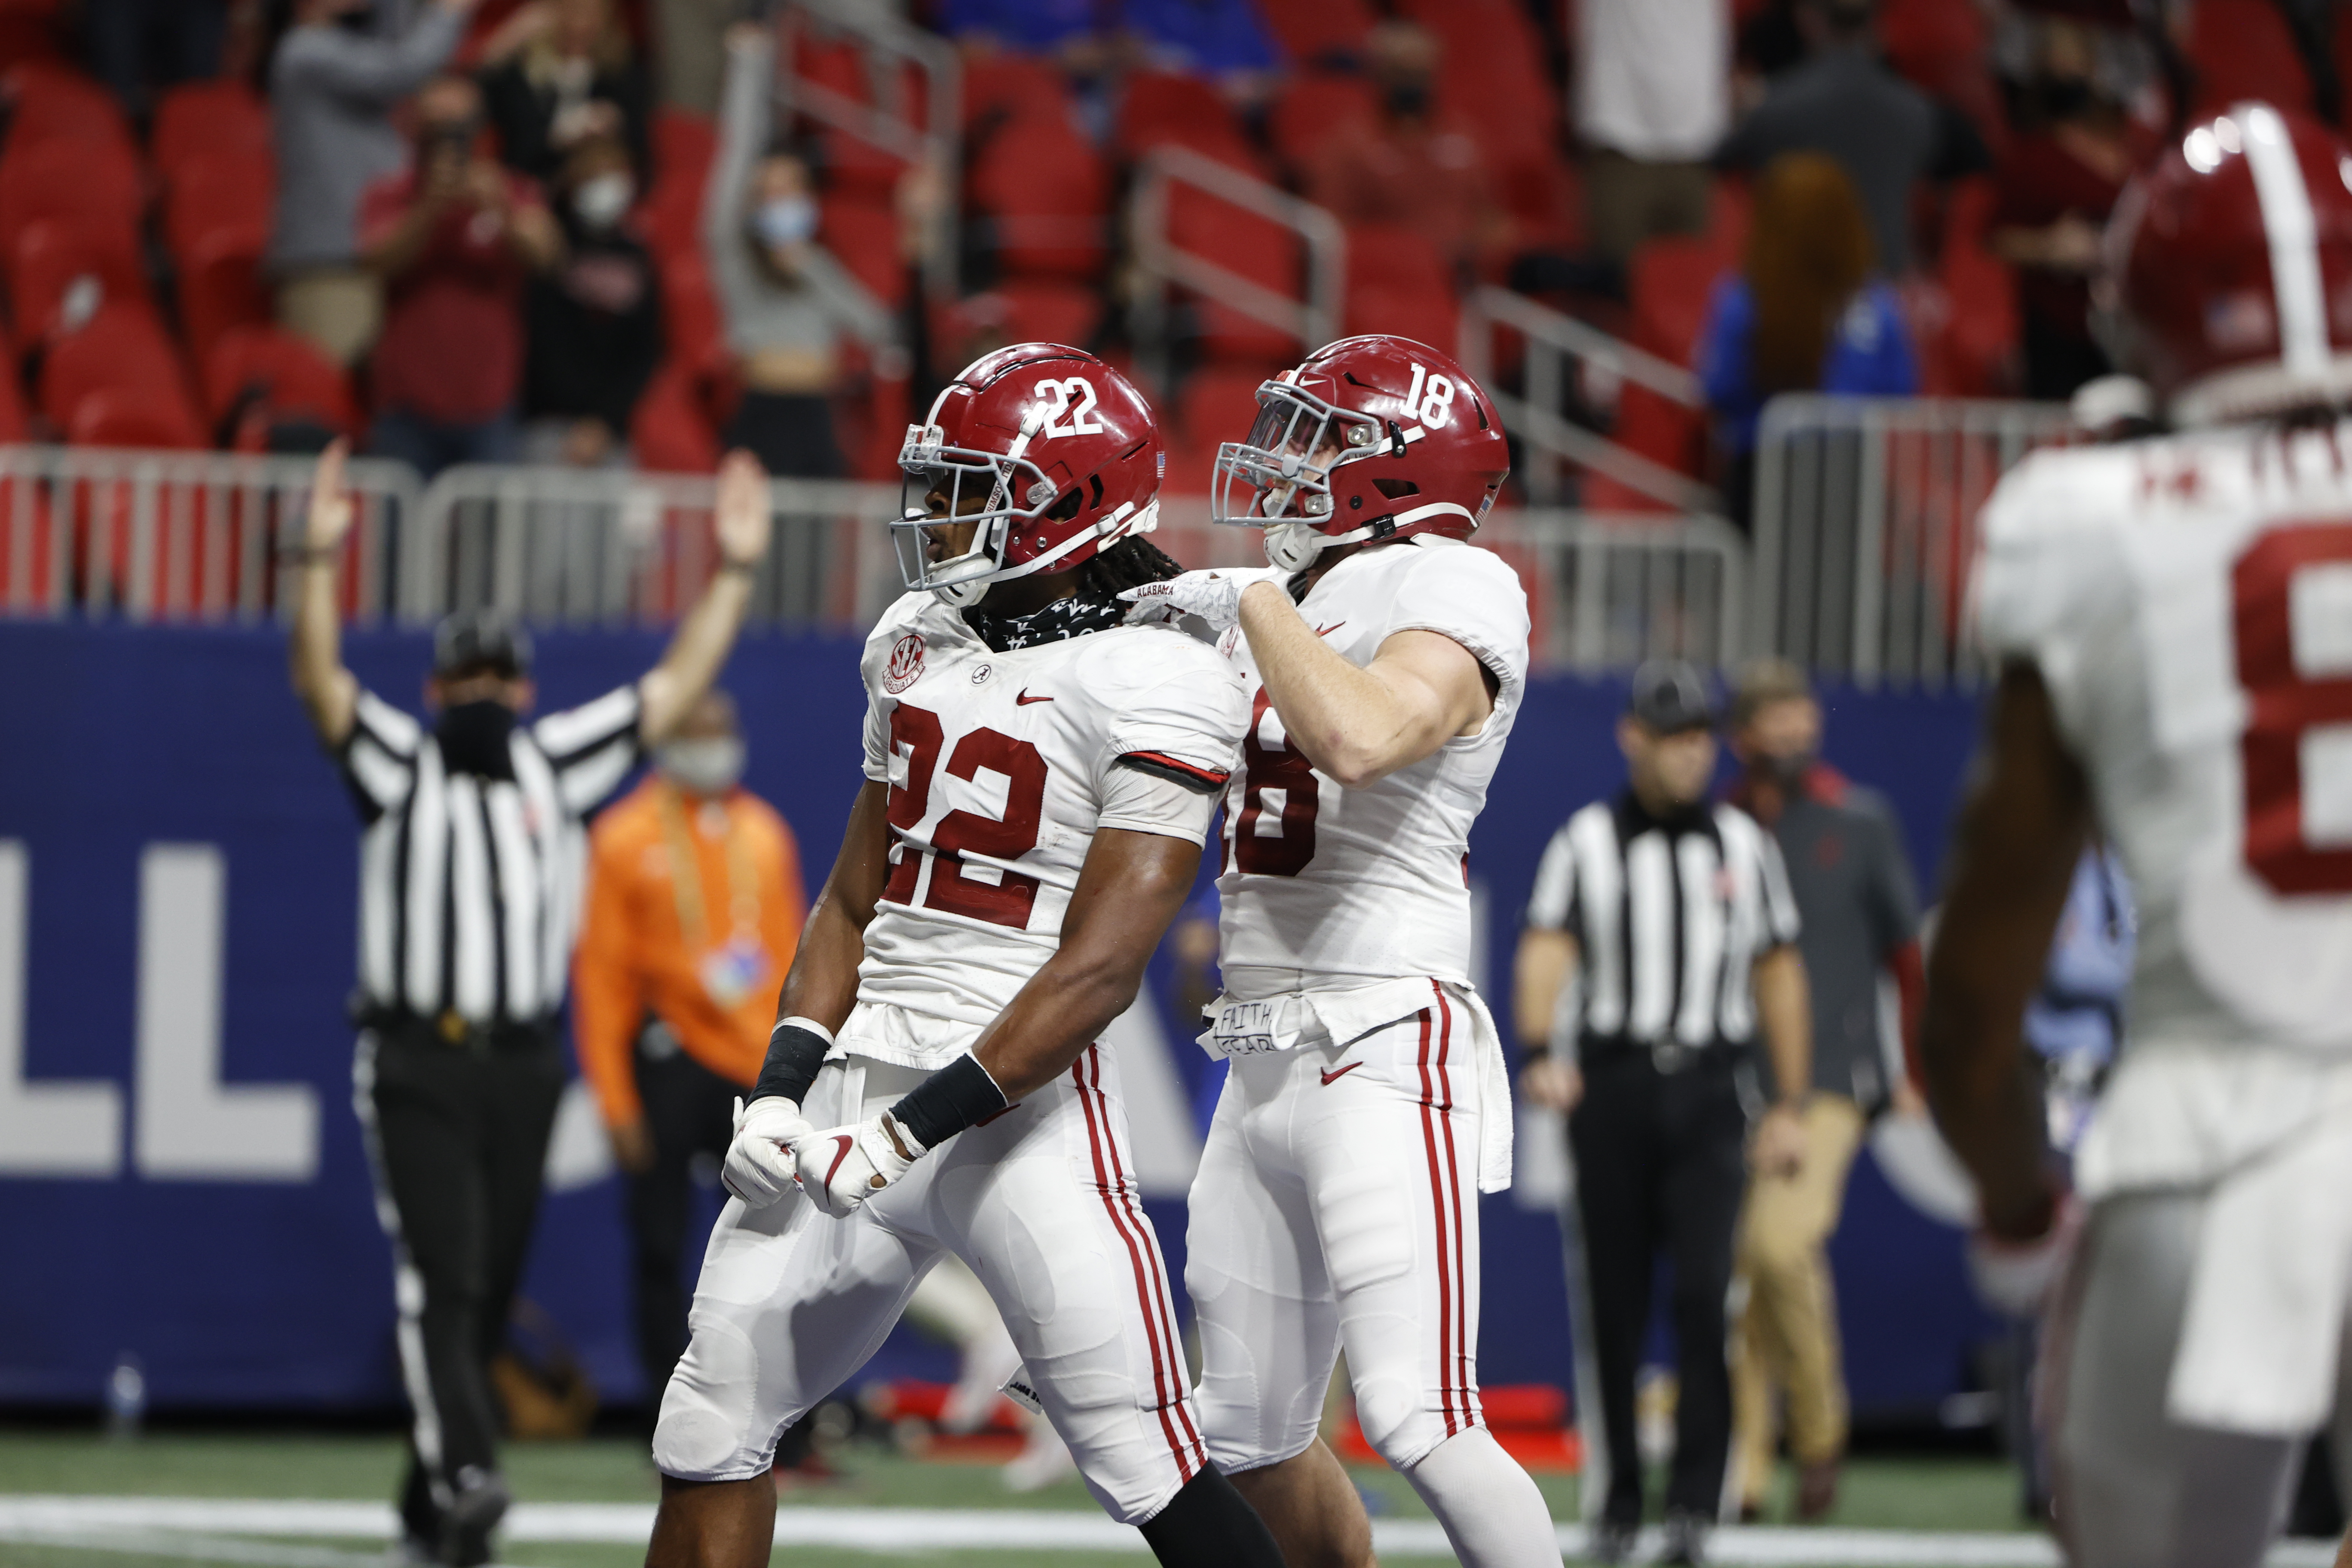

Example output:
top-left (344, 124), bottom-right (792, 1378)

top-left (1001, 1422), bottom-right (1076, 1493)
top-left (940, 1333), bottom-right (1024, 1435)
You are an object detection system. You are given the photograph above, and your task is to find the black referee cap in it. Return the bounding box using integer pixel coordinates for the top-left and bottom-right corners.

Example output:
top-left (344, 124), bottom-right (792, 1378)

top-left (432, 609), bottom-right (534, 680)
top-left (1627, 659), bottom-right (1718, 735)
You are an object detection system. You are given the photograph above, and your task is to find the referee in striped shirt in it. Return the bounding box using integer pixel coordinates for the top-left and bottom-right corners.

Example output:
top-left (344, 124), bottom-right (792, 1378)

top-left (288, 443), bottom-right (773, 1567)
top-left (1511, 660), bottom-right (1813, 1565)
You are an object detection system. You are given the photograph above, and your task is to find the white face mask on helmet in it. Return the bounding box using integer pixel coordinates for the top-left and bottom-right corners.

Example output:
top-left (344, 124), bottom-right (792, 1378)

top-left (658, 736), bottom-right (745, 796)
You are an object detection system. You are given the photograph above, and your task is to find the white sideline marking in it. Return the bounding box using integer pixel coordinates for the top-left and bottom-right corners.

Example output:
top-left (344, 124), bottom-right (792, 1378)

top-left (0, 1496), bottom-right (2337, 1566)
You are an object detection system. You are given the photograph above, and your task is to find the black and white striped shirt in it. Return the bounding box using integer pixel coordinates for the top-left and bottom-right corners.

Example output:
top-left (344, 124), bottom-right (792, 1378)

top-left (338, 686), bottom-right (642, 1027)
top-left (1525, 794), bottom-right (1801, 1054)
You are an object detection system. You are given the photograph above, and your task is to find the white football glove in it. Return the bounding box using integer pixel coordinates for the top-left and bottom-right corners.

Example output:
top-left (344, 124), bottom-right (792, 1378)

top-left (1966, 1192), bottom-right (2083, 1318)
top-left (720, 1095), bottom-right (813, 1209)
top-left (796, 1111), bottom-right (926, 1218)
top-left (1118, 569), bottom-right (1273, 635)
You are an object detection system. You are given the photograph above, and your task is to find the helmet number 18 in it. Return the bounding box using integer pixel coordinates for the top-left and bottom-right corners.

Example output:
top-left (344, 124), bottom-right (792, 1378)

top-left (1400, 362), bottom-right (1455, 429)
top-left (1035, 377), bottom-right (1105, 439)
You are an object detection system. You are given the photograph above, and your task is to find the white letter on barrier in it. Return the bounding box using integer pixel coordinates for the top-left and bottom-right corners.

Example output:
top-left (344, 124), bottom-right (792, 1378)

top-left (135, 844), bottom-right (319, 1181)
top-left (0, 840), bottom-right (125, 1176)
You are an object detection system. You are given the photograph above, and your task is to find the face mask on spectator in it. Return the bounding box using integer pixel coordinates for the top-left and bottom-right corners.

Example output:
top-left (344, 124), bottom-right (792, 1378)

top-left (573, 172), bottom-right (633, 231)
top-left (753, 195), bottom-right (818, 248)
top-left (658, 737), bottom-right (746, 796)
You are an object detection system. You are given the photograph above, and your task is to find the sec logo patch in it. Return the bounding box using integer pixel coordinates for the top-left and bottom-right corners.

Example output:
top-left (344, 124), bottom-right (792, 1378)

top-left (883, 632), bottom-right (925, 693)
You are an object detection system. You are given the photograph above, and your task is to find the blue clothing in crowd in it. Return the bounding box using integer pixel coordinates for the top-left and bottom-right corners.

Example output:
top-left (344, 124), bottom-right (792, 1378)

top-left (939, 0), bottom-right (1277, 75)
top-left (1696, 275), bottom-right (1918, 454)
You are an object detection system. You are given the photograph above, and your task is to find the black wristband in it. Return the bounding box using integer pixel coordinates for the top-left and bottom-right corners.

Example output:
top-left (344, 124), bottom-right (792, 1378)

top-left (748, 1020), bottom-right (830, 1107)
top-left (889, 1054), bottom-right (1009, 1151)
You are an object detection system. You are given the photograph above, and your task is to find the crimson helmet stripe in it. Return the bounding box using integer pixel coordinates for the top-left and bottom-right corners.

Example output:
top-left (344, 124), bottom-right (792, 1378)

top-left (2239, 103), bottom-right (2333, 377)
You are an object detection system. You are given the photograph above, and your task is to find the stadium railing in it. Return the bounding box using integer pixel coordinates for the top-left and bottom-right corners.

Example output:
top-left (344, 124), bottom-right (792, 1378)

top-left (0, 445), bottom-right (422, 625)
top-left (1459, 286), bottom-right (1721, 514)
top-left (1127, 146), bottom-right (1346, 394)
top-left (1750, 393), bottom-right (2078, 689)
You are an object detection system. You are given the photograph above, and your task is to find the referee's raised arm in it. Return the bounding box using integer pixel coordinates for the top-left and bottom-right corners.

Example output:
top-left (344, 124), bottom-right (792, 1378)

top-left (638, 449), bottom-right (774, 745)
top-left (289, 438), bottom-right (362, 748)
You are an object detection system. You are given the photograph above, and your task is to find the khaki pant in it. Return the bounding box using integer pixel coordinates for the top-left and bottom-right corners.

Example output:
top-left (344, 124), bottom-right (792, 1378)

top-left (1584, 149), bottom-right (1713, 267)
top-left (276, 268), bottom-right (383, 369)
top-left (1730, 1093), bottom-right (1865, 1505)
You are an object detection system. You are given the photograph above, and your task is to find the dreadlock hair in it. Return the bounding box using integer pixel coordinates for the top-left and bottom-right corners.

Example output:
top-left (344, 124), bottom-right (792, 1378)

top-left (1079, 535), bottom-right (1184, 599)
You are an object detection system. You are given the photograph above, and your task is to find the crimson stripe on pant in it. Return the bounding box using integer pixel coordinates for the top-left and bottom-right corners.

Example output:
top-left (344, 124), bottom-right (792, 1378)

top-left (1414, 1006), bottom-right (1461, 1437)
top-left (1430, 981), bottom-right (1476, 1427)
top-left (1069, 1048), bottom-right (1200, 1480)
top-left (1087, 1050), bottom-right (1208, 1470)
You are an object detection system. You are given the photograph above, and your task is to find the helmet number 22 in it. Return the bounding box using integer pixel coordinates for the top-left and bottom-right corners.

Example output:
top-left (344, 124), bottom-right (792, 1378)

top-left (1036, 377), bottom-right (1104, 438)
top-left (1400, 362), bottom-right (1455, 429)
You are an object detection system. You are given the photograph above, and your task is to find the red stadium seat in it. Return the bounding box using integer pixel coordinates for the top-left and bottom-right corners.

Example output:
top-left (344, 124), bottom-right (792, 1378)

top-left (176, 227), bottom-right (271, 368)
top-left (1255, 0), bottom-right (1375, 64)
top-left (994, 279), bottom-right (1100, 349)
top-left (151, 80), bottom-right (271, 185)
top-left (1116, 71), bottom-right (1231, 154)
top-left (0, 0), bottom-right (63, 72)
top-left (961, 54), bottom-right (1064, 132)
top-left (1344, 221), bottom-right (1449, 298)
top-left (655, 250), bottom-right (727, 380)
top-left (631, 361), bottom-right (720, 472)
top-left (9, 218), bottom-right (146, 344)
top-left (40, 302), bottom-right (193, 432)
top-left (4, 61), bottom-right (135, 152)
top-left (163, 152), bottom-right (273, 262)
top-left (970, 116), bottom-right (1110, 280)
top-left (203, 325), bottom-right (356, 439)
top-left (1268, 74), bottom-right (1377, 175)
top-left (820, 194), bottom-right (907, 309)
top-left (1170, 184), bottom-right (1303, 363)
top-left (1343, 283), bottom-right (1458, 355)
top-left (2188, 0), bottom-right (2311, 117)
top-left (0, 134), bottom-right (143, 251)
top-left (651, 105), bottom-right (714, 187)
top-left (68, 384), bottom-right (204, 449)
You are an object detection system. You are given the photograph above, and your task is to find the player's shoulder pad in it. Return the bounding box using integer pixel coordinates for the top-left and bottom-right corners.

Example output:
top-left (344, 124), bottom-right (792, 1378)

top-left (1086, 622), bottom-right (1252, 734)
top-left (1979, 440), bottom-right (2148, 551)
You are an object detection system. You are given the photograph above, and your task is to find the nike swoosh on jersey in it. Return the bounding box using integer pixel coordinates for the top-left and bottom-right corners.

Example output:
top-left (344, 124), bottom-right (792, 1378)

top-left (1015, 689), bottom-right (1054, 705)
top-left (1315, 622), bottom-right (1346, 637)
top-left (823, 1134), bottom-right (856, 1186)
top-left (1320, 1061), bottom-right (1363, 1086)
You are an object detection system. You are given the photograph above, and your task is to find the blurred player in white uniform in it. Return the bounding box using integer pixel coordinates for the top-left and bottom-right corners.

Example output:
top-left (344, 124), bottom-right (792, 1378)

top-left (1927, 104), bottom-right (2352, 1568)
top-left (643, 345), bottom-right (1286, 1568)
top-left (1124, 336), bottom-right (1559, 1568)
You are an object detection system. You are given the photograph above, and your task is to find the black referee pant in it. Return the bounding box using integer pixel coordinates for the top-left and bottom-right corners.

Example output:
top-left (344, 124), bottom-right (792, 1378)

top-left (624, 1022), bottom-right (737, 1406)
top-left (355, 1017), bottom-right (565, 1546)
top-left (1567, 1043), bottom-right (1750, 1528)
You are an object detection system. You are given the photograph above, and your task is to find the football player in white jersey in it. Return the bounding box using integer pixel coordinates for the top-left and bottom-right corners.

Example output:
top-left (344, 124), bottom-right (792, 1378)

top-left (1123, 336), bottom-right (1558, 1568)
top-left (1927, 104), bottom-right (2352, 1568)
top-left (643, 345), bottom-right (1287, 1568)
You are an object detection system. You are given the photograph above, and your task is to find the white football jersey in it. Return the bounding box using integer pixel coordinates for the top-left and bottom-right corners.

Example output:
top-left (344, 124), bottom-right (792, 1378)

top-left (848, 593), bottom-right (1250, 1065)
top-left (1975, 423), bottom-right (2352, 1191)
top-left (1213, 535), bottom-right (1532, 986)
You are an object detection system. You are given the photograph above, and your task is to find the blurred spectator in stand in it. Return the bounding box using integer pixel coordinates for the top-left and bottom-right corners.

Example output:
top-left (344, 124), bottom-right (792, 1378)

top-left (1723, 658), bottom-right (1926, 1524)
top-left (84, 0), bottom-right (229, 122)
top-left (269, 0), bottom-right (477, 368)
top-left (522, 135), bottom-right (662, 467)
top-left (571, 689), bottom-right (806, 1417)
top-left (1990, 16), bottom-right (2131, 401)
top-left (1302, 21), bottom-right (1512, 281)
top-left (651, 0), bottom-right (724, 113)
top-left (1126, 0), bottom-right (1280, 106)
top-left (707, 24), bottom-right (893, 478)
top-left (360, 73), bottom-right (562, 476)
top-left (1717, 0), bottom-right (1936, 274)
top-left (1697, 153), bottom-right (1915, 531)
top-left (1577, 0), bottom-right (1731, 267)
top-left (478, 0), bottom-right (652, 190)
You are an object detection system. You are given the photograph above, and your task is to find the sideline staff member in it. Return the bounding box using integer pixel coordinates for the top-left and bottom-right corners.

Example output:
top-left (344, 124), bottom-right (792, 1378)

top-left (1513, 661), bottom-right (1812, 1566)
top-left (288, 441), bottom-right (772, 1567)
top-left (571, 690), bottom-right (806, 1406)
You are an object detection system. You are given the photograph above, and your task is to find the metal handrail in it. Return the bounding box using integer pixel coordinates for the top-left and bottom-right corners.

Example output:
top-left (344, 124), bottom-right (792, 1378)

top-left (1128, 145), bottom-right (1346, 394)
top-left (1460, 286), bottom-right (1718, 514)
top-left (1486, 507), bottom-right (1746, 671)
top-left (775, 0), bottom-right (962, 300)
top-left (1750, 393), bottom-right (2075, 687)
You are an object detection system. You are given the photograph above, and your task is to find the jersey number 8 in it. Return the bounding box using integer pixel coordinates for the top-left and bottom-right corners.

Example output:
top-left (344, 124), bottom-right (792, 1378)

top-left (1230, 688), bottom-right (1319, 876)
top-left (2233, 521), bottom-right (2352, 896)
top-left (882, 704), bottom-right (1050, 927)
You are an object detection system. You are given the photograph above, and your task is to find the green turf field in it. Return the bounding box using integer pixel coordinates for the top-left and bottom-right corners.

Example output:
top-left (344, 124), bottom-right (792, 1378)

top-left (0, 1428), bottom-right (2040, 1567)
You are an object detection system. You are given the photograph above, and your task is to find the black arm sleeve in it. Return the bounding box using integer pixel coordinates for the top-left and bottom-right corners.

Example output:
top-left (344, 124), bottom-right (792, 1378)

top-left (748, 1020), bottom-right (832, 1108)
top-left (888, 1054), bottom-right (1010, 1151)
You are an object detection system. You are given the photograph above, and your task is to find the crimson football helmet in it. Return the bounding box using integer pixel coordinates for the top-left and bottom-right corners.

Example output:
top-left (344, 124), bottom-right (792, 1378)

top-left (895, 343), bottom-right (1165, 606)
top-left (1210, 335), bottom-right (1510, 571)
top-left (2103, 102), bottom-right (2352, 425)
